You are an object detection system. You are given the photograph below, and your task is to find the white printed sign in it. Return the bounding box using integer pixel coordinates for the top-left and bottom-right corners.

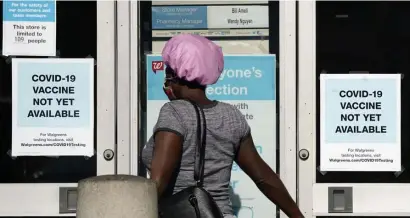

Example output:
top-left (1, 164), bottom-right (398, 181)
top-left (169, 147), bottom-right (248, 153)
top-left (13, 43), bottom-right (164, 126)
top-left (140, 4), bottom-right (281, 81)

top-left (12, 59), bottom-right (94, 156)
top-left (320, 74), bottom-right (401, 171)
top-left (2, 0), bottom-right (56, 56)
top-left (207, 5), bottom-right (268, 29)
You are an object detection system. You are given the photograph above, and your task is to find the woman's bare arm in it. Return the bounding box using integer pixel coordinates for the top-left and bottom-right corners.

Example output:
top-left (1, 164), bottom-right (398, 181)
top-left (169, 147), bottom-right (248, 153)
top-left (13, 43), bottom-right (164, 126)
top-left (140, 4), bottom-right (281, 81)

top-left (235, 134), bottom-right (303, 218)
top-left (150, 131), bottom-right (183, 197)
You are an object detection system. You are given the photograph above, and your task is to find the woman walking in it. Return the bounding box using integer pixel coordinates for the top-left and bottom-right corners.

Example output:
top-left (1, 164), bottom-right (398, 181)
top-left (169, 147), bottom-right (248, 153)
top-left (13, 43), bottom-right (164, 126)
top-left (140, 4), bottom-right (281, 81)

top-left (142, 33), bottom-right (303, 218)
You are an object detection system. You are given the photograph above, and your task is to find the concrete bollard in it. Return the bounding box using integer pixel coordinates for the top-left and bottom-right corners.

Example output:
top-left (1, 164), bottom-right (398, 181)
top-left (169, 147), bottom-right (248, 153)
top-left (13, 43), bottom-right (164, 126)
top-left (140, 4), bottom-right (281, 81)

top-left (76, 175), bottom-right (158, 218)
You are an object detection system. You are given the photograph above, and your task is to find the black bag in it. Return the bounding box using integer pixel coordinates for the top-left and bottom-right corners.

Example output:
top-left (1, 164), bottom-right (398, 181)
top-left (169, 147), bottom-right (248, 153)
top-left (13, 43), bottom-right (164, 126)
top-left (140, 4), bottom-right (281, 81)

top-left (158, 101), bottom-right (224, 218)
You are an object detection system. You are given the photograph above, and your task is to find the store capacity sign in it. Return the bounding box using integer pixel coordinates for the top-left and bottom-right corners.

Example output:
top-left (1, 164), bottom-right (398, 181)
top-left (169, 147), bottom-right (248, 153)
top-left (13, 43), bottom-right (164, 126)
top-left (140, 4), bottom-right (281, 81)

top-left (320, 74), bottom-right (401, 172)
top-left (12, 58), bottom-right (94, 157)
top-left (146, 54), bottom-right (276, 218)
top-left (2, 0), bottom-right (56, 56)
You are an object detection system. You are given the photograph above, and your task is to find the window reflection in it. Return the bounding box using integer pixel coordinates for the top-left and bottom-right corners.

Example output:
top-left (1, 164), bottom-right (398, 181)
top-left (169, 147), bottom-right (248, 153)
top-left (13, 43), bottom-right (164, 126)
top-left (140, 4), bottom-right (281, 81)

top-left (0, 1), bottom-right (97, 183)
top-left (316, 1), bottom-right (410, 183)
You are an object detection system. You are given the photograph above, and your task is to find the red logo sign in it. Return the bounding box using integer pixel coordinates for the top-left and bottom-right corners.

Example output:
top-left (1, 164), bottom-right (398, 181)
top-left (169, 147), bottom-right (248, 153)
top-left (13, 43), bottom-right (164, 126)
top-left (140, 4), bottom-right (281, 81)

top-left (152, 61), bottom-right (164, 73)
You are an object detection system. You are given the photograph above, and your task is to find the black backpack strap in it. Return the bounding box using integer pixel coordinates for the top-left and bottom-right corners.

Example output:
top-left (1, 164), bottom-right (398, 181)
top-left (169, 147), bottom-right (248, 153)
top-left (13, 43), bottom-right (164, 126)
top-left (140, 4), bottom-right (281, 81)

top-left (198, 105), bottom-right (207, 186)
top-left (187, 100), bottom-right (207, 187)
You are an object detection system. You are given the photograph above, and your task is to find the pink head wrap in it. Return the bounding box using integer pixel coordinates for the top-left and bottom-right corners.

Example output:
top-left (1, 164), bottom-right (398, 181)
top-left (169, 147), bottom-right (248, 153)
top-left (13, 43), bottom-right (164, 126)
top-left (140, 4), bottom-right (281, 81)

top-left (161, 34), bottom-right (224, 86)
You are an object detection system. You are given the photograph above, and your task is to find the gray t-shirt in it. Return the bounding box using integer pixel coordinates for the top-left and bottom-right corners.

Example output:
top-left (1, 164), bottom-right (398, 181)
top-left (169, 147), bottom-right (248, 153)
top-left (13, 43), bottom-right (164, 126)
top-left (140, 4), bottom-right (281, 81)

top-left (142, 100), bottom-right (250, 216)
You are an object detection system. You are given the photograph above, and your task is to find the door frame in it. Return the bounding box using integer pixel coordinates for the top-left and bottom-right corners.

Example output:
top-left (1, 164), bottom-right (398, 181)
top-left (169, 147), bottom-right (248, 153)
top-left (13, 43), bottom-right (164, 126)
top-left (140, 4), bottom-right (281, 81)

top-left (126, 0), bottom-right (299, 214)
top-left (125, 0), bottom-right (299, 214)
top-left (279, 1), bottom-right (298, 217)
top-left (0, 1), bottom-right (116, 216)
top-left (129, 0), bottom-right (140, 176)
top-left (116, 0), bottom-right (134, 175)
top-left (297, 1), bottom-right (410, 217)
top-left (297, 1), bottom-right (316, 218)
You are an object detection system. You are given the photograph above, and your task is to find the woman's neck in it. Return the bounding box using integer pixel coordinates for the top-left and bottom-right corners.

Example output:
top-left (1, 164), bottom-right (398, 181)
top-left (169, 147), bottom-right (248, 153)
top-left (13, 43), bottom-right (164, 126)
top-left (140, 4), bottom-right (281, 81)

top-left (182, 91), bottom-right (213, 106)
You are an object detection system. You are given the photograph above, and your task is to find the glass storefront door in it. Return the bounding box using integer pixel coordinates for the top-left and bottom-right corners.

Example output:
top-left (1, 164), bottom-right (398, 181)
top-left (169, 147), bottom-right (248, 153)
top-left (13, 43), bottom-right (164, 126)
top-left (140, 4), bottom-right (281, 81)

top-left (298, 1), bottom-right (410, 217)
top-left (0, 1), bottom-right (116, 216)
top-left (132, 1), bottom-right (297, 218)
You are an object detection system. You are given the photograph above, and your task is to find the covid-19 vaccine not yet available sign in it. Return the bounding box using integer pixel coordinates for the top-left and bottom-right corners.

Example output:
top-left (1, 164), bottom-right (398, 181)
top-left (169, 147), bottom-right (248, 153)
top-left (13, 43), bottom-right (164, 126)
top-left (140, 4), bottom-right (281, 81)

top-left (12, 58), bottom-right (94, 157)
top-left (320, 74), bottom-right (401, 172)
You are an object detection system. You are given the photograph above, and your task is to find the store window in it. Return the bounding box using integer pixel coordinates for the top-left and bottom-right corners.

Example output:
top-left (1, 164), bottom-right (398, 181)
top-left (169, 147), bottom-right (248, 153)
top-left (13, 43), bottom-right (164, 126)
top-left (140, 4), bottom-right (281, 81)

top-left (0, 1), bottom-right (97, 183)
top-left (138, 1), bottom-right (280, 217)
top-left (138, 0), bottom-right (279, 169)
top-left (316, 1), bottom-right (410, 183)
